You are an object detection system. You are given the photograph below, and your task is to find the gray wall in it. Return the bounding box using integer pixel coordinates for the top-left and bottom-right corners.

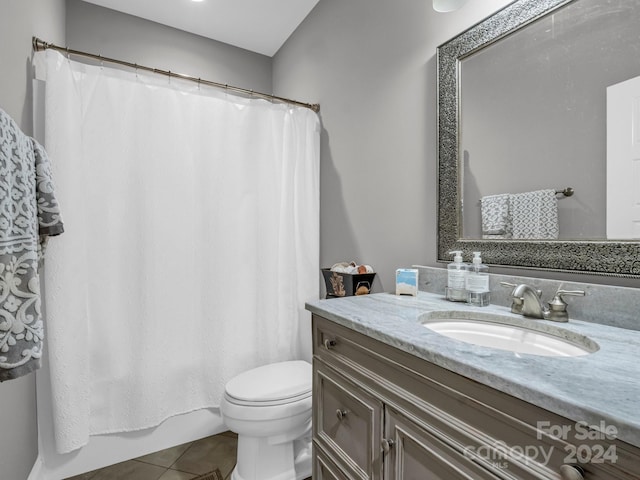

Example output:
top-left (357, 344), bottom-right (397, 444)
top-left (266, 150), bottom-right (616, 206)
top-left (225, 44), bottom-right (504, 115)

top-left (66, 0), bottom-right (272, 93)
top-left (0, 0), bottom-right (65, 133)
top-left (0, 1), bottom-right (65, 478)
top-left (273, 0), bottom-right (514, 292)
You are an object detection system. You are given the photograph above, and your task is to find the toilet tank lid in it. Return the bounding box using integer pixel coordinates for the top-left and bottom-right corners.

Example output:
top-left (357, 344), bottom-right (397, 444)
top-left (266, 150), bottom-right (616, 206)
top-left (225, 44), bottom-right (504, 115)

top-left (225, 360), bottom-right (312, 402)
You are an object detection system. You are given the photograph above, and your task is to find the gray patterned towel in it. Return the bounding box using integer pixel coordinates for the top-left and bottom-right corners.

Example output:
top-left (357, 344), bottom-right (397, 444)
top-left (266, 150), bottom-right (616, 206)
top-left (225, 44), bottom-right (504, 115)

top-left (480, 193), bottom-right (511, 239)
top-left (0, 108), bottom-right (64, 382)
top-left (509, 189), bottom-right (559, 239)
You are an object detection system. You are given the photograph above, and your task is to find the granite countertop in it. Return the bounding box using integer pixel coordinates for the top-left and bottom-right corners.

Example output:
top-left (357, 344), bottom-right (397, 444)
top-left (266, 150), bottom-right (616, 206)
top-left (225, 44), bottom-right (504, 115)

top-left (306, 291), bottom-right (640, 449)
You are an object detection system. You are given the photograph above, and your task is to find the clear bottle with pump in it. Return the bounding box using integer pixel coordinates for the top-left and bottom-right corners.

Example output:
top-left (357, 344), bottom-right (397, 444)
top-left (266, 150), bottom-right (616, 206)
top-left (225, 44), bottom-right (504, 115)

top-left (466, 251), bottom-right (490, 307)
top-left (446, 250), bottom-right (468, 302)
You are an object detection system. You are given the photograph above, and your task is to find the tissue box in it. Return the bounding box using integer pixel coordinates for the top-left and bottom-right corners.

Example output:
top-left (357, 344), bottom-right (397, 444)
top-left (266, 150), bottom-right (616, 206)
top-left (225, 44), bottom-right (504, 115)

top-left (396, 268), bottom-right (418, 296)
top-left (322, 268), bottom-right (376, 298)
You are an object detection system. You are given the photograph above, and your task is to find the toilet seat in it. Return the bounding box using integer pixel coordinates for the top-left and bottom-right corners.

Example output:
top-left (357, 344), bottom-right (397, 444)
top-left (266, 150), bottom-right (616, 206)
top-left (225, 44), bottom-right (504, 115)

top-left (225, 390), bottom-right (311, 407)
top-left (224, 360), bottom-right (311, 407)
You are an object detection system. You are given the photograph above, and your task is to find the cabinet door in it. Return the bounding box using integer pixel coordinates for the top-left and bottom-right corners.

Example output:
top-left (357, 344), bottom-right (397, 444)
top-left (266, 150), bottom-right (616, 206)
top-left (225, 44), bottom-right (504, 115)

top-left (384, 407), bottom-right (503, 480)
top-left (314, 359), bottom-right (384, 480)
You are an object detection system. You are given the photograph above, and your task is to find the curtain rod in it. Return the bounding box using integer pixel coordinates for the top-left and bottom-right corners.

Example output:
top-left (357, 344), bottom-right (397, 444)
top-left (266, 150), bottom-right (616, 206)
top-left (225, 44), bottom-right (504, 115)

top-left (32, 37), bottom-right (320, 113)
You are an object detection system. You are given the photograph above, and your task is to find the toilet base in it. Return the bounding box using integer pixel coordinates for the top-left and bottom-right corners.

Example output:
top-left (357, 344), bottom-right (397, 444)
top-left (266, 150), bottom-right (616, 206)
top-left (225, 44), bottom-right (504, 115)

top-left (230, 433), bottom-right (312, 480)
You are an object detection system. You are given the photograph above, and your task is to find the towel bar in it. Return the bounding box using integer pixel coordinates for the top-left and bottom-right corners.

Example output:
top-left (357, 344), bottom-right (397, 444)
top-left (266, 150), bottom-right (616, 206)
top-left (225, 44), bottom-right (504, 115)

top-left (556, 187), bottom-right (574, 197)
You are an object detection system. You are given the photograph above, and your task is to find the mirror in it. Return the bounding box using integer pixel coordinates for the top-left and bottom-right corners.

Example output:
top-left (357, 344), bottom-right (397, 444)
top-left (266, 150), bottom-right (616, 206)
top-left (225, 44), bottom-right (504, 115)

top-left (437, 0), bottom-right (640, 277)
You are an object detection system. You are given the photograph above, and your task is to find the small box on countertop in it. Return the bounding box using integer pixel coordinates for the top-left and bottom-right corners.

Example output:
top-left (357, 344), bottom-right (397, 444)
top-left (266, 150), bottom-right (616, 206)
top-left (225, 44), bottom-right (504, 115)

top-left (396, 268), bottom-right (418, 296)
top-left (322, 268), bottom-right (376, 298)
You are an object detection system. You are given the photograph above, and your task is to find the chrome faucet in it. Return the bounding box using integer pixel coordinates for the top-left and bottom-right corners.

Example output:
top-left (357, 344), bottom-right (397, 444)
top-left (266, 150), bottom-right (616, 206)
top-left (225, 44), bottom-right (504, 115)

top-left (505, 283), bottom-right (585, 322)
top-left (511, 284), bottom-right (548, 319)
top-left (500, 282), bottom-right (540, 315)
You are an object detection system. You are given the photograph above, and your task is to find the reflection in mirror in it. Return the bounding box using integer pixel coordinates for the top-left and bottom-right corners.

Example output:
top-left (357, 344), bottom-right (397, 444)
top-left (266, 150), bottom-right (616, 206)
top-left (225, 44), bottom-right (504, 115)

top-left (437, 0), bottom-right (640, 277)
top-left (460, 0), bottom-right (640, 241)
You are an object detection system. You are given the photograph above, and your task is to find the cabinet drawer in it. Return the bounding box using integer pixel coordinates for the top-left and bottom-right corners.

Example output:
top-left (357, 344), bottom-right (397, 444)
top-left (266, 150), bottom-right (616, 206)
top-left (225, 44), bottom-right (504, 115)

top-left (314, 444), bottom-right (352, 480)
top-left (527, 425), bottom-right (639, 480)
top-left (313, 316), bottom-right (361, 368)
top-left (314, 359), bottom-right (384, 480)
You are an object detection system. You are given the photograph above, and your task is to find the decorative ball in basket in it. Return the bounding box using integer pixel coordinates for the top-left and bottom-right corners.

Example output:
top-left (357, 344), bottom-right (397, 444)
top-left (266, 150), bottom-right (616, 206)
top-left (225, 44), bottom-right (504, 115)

top-left (322, 262), bottom-right (376, 298)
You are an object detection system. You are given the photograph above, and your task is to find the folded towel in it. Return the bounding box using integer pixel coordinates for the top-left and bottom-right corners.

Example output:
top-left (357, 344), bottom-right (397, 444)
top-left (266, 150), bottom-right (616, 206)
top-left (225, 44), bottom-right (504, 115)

top-left (480, 193), bottom-right (511, 239)
top-left (509, 189), bottom-right (559, 239)
top-left (0, 108), bottom-right (64, 382)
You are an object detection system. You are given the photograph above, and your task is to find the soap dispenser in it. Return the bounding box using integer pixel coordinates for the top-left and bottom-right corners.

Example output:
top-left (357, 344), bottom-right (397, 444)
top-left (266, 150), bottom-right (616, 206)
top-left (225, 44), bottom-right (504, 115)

top-left (466, 251), bottom-right (490, 307)
top-left (446, 250), bottom-right (468, 302)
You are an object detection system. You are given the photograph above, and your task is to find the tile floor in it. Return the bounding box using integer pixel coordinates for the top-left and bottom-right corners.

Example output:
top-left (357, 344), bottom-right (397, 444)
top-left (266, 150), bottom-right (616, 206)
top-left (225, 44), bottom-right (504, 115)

top-left (65, 431), bottom-right (238, 480)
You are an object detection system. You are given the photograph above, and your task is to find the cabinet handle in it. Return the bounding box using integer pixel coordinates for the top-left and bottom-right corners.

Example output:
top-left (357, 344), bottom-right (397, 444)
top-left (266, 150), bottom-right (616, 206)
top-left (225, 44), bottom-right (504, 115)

top-left (324, 338), bottom-right (337, 349)
top-left (381, 438), bottom-right (395, 453)
top-left (336, 409), bottom-right (348, 420)
top-left (559, 464), bottom-right (585, 480)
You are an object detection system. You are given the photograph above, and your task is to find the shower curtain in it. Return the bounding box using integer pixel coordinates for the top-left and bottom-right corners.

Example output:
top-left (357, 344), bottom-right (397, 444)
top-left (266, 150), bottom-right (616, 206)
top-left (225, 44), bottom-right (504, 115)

top-left (34, 50), bottom-right (320, 454)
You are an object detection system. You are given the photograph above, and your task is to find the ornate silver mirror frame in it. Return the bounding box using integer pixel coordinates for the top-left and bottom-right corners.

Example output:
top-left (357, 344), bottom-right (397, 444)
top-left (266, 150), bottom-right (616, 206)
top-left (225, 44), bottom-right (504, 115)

top-left (437, 0), bottom-right (640, 278)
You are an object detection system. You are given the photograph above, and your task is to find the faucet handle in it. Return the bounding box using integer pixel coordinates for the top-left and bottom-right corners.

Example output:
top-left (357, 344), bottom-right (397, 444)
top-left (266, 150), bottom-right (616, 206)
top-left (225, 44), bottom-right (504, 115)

top-left (555, 289), bottom-right (586, 299)
top-left (547, 289), bottom-right (585, 322)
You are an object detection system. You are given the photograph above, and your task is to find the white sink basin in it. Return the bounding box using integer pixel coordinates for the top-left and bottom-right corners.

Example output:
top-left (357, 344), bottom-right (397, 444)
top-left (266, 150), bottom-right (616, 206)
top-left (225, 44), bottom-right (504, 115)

top-left (421, 312), bottom-right (598, 357)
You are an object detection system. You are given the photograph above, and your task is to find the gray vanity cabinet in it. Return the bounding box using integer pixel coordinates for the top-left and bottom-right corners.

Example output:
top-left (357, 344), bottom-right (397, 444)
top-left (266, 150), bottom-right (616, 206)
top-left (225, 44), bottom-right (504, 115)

top-left (312, 314), bottom-right (640, 480)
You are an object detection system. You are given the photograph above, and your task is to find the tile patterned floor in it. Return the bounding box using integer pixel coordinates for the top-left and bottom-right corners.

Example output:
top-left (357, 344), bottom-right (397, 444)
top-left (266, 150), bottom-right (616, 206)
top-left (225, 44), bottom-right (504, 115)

top-left (65, 431), bottom-right (238, 480)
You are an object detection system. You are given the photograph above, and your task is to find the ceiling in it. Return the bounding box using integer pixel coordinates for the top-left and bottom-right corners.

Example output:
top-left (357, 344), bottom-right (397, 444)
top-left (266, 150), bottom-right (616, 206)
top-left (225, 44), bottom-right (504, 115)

top-left (81, 0), bottom-right (320, 57)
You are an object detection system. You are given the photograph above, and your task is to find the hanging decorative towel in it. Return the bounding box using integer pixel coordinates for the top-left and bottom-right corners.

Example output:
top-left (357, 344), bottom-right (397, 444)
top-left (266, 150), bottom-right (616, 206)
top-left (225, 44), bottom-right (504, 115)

top-left (480, 193), bottom-right (512, 239)
top-left (509, 189), bottom-right (559, 239)
top-left (0, 108), bottom-right (64, 382)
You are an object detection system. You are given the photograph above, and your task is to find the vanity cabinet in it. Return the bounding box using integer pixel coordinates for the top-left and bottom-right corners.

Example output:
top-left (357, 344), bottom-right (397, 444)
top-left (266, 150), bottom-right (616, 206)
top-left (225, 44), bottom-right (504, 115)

top-left (312, 314), bottom-right (640, 480)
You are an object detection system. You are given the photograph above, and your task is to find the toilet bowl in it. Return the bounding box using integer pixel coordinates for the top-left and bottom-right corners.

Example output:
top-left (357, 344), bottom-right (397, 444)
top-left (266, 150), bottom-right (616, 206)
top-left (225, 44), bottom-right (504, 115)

top-left (220, 360), bottom-right (312, 480)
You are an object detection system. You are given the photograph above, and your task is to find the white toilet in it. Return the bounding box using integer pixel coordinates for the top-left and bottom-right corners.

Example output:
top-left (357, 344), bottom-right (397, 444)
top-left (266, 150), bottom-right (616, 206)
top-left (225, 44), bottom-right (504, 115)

top-left (220, 360), bottom-right (313, 480)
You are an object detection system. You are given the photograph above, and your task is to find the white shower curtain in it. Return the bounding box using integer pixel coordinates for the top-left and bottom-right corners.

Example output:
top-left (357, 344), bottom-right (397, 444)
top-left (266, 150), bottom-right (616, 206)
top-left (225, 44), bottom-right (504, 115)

top-left (34, 50), bottom-right (320, 454)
